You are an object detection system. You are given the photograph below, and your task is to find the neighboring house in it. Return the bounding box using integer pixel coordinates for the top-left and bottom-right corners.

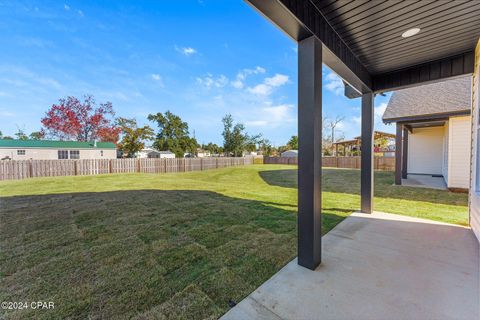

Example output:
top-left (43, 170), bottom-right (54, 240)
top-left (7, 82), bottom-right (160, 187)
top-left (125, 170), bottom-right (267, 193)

top-left (136, 147), bottom-right (154, 158)
top-left (383, 76), bottom-right (472, 190)
top-left (333, 131), bottom-right (396, 157)
top-left (136, 148), bottom-right (176, 159)
top-left (196, 148), bottom-right (211, 158)
top-left (281, 150), bottom-right (298, 157)
top-left (0, 139), bottom-right (117, 160)
top-left (150, 150), bottom-right (176, 159)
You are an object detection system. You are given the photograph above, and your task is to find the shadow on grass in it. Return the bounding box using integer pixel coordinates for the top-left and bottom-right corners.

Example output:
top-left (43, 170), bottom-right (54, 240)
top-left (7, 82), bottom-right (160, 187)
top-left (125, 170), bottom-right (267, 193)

top-left (258, 168), bottom-right (468, 207)
top-left (1, 189), bottom-right (348, 320)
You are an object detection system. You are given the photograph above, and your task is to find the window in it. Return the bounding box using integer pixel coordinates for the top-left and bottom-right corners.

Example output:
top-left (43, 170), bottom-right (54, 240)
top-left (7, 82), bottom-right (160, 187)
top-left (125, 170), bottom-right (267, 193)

top-left (100, 150), bottom-right (104, 157)
top-left (58, 150), bottom-right (68, 159)
top-left (69, 150), bottom-right (80, 159)
top-left (17, 150), bottom-right (25, 155)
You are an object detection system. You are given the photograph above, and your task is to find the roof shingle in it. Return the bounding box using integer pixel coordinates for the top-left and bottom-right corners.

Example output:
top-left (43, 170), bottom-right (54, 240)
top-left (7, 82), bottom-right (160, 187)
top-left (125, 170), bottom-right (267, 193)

top-left (383, 76), bottom-right (471, 122)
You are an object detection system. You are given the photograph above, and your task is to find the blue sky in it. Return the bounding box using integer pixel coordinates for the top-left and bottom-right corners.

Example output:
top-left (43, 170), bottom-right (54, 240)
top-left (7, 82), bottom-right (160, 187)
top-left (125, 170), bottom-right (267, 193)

top-left (0, 0), bottom-right (394, 146)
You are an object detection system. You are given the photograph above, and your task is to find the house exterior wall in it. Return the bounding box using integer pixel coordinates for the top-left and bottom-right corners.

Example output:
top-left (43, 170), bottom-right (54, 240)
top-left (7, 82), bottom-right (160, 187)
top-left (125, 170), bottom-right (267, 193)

top-left (407, 126), bottom-right (444, 175)
top-left (447, 116), bottom-right (471, 189)
top-left (158, 153), bottom-right (175, 159)
top-left (442, 121), bottom-right (449, 183)
top-left (469, 39), bottom-right (480, 243)
top-left (281, 151), bottom-right (298, 157)
top-left (0, 148), bottom-right (116, 160)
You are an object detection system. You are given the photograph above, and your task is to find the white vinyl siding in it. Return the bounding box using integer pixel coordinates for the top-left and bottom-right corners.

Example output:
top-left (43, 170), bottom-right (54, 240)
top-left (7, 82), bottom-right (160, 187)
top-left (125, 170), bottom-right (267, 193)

top-left (407, 126), bottom-right (444, 175)
top-left (442, 122), bottom-right (449, 184)
top-left (447, 116), bottom-right (471, 189)
top-left (470, 42), bottom-right (479, 243)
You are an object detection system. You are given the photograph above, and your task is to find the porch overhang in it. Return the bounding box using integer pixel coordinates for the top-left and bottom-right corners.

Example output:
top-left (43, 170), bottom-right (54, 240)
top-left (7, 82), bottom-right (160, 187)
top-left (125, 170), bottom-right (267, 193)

top-left (246, 0), bottom-right (478, 94)
top-left (245, 0), bottom-right (480, 270)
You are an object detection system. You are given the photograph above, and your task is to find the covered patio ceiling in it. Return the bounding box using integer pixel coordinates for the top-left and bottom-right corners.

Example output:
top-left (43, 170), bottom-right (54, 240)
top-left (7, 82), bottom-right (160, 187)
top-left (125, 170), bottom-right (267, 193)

top-left (246, 0), bottom-right (480, 271)
top-left (247, 0), bottom-right (480, 94)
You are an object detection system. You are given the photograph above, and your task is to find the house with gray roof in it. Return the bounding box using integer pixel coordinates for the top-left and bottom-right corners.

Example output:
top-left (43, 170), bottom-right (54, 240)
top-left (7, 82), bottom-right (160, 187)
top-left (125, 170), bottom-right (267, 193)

top-left (383, 76), bottom-right (472, 190)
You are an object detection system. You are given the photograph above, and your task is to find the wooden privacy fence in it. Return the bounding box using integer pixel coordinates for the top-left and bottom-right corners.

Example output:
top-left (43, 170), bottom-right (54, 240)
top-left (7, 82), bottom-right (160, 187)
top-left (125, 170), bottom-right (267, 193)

top-left (0, 157), bottom-right (254, 181)
top-left (264, 156), bottom-right (395, 171)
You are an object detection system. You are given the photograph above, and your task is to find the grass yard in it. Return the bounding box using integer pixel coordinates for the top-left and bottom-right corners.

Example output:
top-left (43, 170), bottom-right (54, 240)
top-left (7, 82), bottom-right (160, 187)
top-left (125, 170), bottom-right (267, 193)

top-left (0, 165), bottom-right (468, 319)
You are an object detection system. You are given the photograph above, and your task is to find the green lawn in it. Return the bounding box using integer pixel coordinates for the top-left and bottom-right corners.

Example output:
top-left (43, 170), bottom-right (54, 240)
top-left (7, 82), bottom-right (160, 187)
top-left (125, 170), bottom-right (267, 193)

top-left (0, 165), bottom-right (468, 319)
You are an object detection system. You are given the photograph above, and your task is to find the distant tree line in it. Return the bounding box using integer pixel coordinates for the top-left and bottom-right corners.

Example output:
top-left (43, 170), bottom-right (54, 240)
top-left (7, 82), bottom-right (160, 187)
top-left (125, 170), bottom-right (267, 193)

top-left (0, 95), bottom-right (280, 158)
top-left (1, 94), bottom-right (353, 158)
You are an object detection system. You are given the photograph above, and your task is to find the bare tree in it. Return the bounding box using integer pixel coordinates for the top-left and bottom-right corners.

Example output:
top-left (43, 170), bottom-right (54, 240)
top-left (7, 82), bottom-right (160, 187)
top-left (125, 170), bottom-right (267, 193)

top-left (327, 115), bottom-right (345, 145)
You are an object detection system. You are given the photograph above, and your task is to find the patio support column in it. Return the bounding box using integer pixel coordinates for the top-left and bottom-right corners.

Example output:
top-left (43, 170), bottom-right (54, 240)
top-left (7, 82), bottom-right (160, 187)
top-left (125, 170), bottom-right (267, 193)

top-left (361, 92), bottom-right (374, 214)
top-left (402, 127), bottom-right (409, 179)
top-left (297, 36), bottom-right (322, 270)
top-left (395, 123), bottom-right (403, 185)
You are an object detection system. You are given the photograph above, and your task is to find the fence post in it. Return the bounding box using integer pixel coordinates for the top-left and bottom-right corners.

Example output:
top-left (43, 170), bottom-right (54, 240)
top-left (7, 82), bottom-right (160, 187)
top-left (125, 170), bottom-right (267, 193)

top-left (216, 158), bottom-right (218, 169)
top-left (74, 160), bottom-right (78, 176)
top-left (28, 160), bottom-right (33, 178)
top-left (200, 158), bottom-right (203, 171)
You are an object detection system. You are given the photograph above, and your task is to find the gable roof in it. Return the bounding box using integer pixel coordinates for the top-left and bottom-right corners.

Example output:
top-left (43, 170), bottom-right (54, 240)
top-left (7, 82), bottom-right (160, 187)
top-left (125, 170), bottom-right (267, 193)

top-left (383, 76), bottom-right (472, 123)
top-left (0, 139), bottom-right (116, 149)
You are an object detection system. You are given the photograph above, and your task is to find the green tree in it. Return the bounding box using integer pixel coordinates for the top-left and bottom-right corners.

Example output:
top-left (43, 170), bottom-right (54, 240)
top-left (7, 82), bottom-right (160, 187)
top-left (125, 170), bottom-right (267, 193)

top-left (116, 117), bottom-right (154, 158)
top-left (202, 142), bottom-right (223, 155)
top-left (258, 138), bottom-right (275, 156)
top-left (287, 135), bottom-right (298, 150)
top-left (14, 129), bottom-right (28, 140)
top-left (29, 130), bottom-right (46, 140)
top-left (148, 111), bottom-right (198, 158)
top-left (221, 114), bottom-right (260, 157)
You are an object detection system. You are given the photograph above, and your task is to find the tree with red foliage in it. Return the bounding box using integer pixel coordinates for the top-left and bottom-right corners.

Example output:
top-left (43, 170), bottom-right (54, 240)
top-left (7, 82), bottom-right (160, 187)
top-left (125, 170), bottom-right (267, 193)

top-left (41, 95), bottom-right (120, 143)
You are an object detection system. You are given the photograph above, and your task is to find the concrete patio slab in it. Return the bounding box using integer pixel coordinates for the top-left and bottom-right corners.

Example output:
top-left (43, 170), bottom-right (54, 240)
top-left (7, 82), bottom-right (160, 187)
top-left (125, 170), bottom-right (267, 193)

top-left (401, 174), bottom-right (447, 190)
top-left (222, 211), bottom-right (479, 320)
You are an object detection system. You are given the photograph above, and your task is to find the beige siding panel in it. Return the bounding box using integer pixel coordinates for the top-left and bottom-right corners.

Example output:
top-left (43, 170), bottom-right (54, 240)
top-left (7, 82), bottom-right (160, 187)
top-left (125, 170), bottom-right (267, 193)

top-left (0, 148), bottom-right (116, 160)
top-left (407, 126), bottom-right (445, 175)
top-left (447, 116), bottom-right (471, 189)
top-left (442, 122), bottom-right (449, 183)
top-left (470, 39), bottom-right (480, 243)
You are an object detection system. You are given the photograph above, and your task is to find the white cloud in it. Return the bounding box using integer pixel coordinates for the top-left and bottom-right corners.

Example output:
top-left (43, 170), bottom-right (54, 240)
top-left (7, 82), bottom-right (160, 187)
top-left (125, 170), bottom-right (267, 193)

top-left (264, 74), bottom-right (289, 87)
top-left (64, 4), bottom-right (70, 11)
top-left (151, 74), bottom-right (164, 87)
top-left (231, 79), bottom-right (244, 89)
top-left (196, 73), bottom-right (228, 89)
top-left (0, 109), bottom-right (15, 117)
top-left (246, 104), bottom-right (295, 127)
top-left (246, 120), bottom-right (268, 126)
top-left (374, 102), bottom-right (387, 119)
top-left (247, 73), bottom-right (289, 96)
top-left (248, 83), bottom-right (271, 95)
top-left (231, 66), bottom-right (266, 89)
top-left (176, 46), bottom-right (197, 56)
top-left (324, 72), bottom-right (344, 96)
top-left (77, 9), bottom-right (84, 17)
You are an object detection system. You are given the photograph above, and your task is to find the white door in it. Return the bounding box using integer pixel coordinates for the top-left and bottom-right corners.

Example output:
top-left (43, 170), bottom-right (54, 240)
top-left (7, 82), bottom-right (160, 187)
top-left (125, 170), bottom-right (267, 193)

top-left (407, 126), bottom-right (445, 175)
